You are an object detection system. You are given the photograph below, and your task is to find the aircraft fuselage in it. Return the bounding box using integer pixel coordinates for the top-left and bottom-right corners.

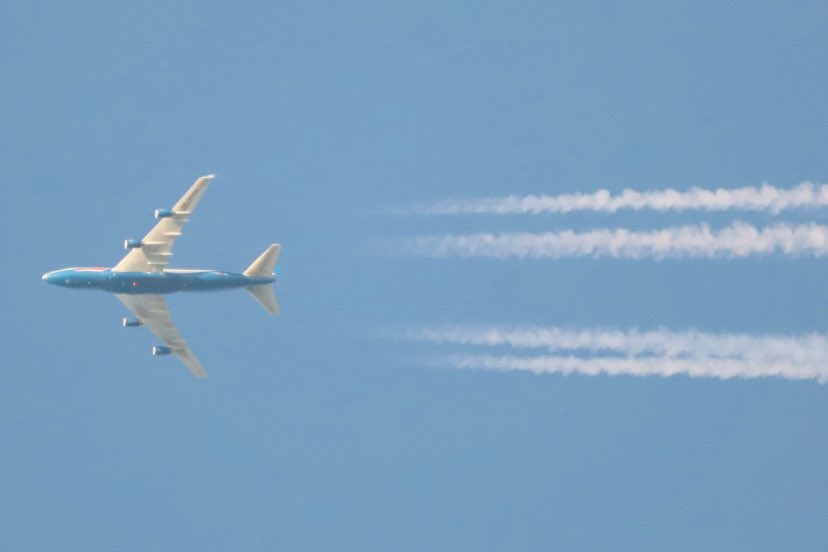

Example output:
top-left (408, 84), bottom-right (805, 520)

top-left (42, 267), bottom-right (276, 295)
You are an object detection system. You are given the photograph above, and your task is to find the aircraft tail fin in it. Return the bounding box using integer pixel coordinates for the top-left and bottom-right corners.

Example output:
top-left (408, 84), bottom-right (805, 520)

top-left (246, 284), bottom-right (279, 316)
top-left (244, 244), bottom-right (280, 278)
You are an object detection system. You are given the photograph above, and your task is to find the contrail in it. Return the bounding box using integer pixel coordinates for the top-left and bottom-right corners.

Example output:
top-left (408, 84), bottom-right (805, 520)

top-left (410, 182), bottom-right (828, 215)
top-left (404, 326), bottom-right (828, 382)
top-left (443, 354), bottom-right (827, 382)
top-left (398, 221), bottom-right (828, 259)
top-left (407, 326), bottom-right (828, 364)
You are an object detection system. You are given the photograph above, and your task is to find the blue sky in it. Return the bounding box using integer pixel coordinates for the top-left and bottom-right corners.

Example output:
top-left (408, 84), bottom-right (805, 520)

top-left (2, 1), bottom-right (827, 550)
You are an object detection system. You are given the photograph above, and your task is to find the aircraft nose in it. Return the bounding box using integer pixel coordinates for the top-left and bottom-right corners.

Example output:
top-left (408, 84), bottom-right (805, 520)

top-left (42, 272), bottom-right (49, 281)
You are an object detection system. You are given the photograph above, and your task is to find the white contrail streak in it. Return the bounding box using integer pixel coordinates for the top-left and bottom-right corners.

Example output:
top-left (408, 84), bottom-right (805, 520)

top-left (413, 182), bottom-right (828, 215)
top-left (443, 354), bottom-right (828, 382)
top-left (399, 221), bottom-right (828, 259)
top-left (405, 326), bottom-right (828, 382)
top-left (407, 326), bottom-right (828, 363)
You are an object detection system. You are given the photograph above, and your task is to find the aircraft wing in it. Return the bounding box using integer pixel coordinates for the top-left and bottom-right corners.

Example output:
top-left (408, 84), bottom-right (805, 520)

top-left (113, 175), bottom-right (214, 273)
top-left (115, 293), bottom-right (207, 378)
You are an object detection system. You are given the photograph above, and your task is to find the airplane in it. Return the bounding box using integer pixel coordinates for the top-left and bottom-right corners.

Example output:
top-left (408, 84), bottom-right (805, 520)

top-left (41, 175), bottom-right (280, 377)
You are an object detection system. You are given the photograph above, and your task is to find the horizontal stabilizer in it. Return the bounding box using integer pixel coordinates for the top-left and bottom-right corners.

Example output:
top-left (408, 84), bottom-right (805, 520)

top-left (247, 284), bottom-right (279, 316)
top-left (244, 244), bottom-right (280, 277)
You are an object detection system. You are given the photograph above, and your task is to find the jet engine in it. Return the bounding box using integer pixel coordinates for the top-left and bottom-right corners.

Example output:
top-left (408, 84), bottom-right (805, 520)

top-left (154, 208), bottom-right (174, 219)
top-left (122, 318), bottom-right (142, 327)
top-left (124, 239), bottom-right (143, 249)
top-left (152, 346), bottom-right (173, 356)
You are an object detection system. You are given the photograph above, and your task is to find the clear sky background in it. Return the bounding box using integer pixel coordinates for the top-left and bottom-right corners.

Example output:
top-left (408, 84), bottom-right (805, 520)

top-left (2, 1), bottom-right (827, 550)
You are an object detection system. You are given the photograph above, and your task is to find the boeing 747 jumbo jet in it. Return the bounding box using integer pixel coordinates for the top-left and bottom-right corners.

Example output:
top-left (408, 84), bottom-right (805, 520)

top-left (41, 175), bottom-right (280, 377)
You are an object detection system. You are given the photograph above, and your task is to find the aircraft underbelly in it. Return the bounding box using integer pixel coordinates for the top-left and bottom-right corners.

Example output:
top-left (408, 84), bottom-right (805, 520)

top-left (106, 272), bottom-right (249, 294)
top-left (108, 273), bottom-right (185, 294)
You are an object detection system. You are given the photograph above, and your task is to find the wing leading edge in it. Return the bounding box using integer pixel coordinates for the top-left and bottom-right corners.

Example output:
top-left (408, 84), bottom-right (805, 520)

top-left (113, 175), bottom-right (214, 273)
top-left (116, 294), bottom-right (207, 378)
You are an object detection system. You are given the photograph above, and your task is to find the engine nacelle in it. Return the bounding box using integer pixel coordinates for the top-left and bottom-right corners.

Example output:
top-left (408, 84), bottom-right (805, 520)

top-left (122, 317), bottom-right (142, 327)
top-left (124, 239), bottom-right (143, 249)
top-left (154, 208), bottom-right (174, 219)
top-left (152, 346), bottom-right (173, 356)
